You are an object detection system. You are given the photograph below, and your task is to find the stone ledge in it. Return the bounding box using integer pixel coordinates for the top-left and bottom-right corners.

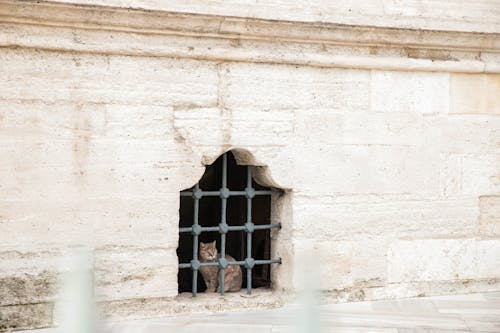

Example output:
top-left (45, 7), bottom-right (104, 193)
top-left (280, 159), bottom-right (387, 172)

top-left (1, 0), bottom-right (500, 73)
top-left (2, 0), bottom-right (499, 51)
top-left (99, 289), bottom-right (286, 320)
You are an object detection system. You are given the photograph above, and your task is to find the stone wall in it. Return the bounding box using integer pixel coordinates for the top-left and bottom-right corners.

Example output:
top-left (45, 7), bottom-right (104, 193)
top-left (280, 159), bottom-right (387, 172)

top-left (0, 0), bottom-right (499, 330)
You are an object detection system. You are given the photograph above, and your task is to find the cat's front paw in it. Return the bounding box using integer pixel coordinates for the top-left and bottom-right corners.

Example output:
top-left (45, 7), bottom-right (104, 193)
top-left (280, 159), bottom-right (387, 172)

top-left (205, 287), bottom-right (216, 293)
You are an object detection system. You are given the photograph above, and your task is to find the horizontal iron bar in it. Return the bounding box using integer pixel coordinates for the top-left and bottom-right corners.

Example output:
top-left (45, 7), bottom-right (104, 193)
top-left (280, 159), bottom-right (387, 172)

top-left (254, 190), bottom-right (273, 195)
top-left (178, 261), bottom-right (220, 269)
top-left (178, 258), bottom-right (282, 269)
top-left (180, 224), bottom-right (280, 233)
top-left (178, 226), bottom-right (219, 233)
top-left (255, 258), bottom-right (282, 265)
top-left (180, 190), bottom-right (272, 197)
top-left (254, 223), bottom-right (281, 230)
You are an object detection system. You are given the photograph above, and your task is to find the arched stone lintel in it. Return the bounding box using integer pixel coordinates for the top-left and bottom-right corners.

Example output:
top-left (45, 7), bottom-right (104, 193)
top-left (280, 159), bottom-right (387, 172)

top-left (199, 147), bottom-right (288, 191)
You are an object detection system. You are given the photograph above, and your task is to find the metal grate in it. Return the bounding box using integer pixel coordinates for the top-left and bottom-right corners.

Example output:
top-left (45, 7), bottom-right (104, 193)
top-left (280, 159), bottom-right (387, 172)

top-left (178, 153), bottom-right (282, 296)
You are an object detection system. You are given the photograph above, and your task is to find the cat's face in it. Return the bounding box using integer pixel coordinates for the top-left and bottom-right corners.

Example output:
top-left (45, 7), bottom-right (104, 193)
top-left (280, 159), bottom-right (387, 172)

top-left (199, 241), bottom-right (217, 261)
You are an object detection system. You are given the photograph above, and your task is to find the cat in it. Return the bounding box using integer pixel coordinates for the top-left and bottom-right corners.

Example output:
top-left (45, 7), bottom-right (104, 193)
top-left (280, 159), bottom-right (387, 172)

top-left (199, 241), bottom-right (242, 292)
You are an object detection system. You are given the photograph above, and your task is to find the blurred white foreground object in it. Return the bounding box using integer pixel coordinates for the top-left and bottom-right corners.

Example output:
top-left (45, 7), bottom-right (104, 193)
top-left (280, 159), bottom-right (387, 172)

top-left (55, 247), bottom-right (97, 333)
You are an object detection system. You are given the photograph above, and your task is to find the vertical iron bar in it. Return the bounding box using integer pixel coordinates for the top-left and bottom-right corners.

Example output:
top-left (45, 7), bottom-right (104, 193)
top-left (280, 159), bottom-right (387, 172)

top-left (192, 183), bottom-right (200, 297)
top-left (246, 166), bottom-right (252, 294)
top-left (220, 153), bottom-right (227, 295)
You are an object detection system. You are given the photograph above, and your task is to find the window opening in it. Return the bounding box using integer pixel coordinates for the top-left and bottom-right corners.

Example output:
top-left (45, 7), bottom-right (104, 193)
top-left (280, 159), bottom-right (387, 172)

top-left (177, 151), bottom-right (282, 296)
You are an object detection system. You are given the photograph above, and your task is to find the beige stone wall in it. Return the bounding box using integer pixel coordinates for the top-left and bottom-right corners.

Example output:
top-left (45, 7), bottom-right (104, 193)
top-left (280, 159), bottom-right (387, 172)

top-left (0, 0), bottom-right (499, 330)
top-left (49, 0), bottom-right (500, 33)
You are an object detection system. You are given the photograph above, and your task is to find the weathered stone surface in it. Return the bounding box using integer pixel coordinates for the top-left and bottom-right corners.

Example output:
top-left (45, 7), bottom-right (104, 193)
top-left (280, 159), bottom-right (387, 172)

top-left (479, 196), bottom-right (500, 237)
top-left (223, 64), bottom-right (370, 112)
top-left (292, 195), bottom-right (479, 241)
top-left (291, 145), bottom-right (440, 195)
top-left (450, 74), bottom-right (500, 114)
top-left (0, 303), bottom-right (53, 331)
top-left (94, 246), bottom-right (178, 300)
top-left (39, 0), bottom-right (500, 34)
top-left (388, 239), bottom-right (500, 283)
top-left (0, 49), bottom-right (218, 106)
top-left (1, 1), bottom-right (500, 329)
top-left (461, 154), bottom-right (500, 196)
top-left (371, 71), bottom-right (449, 114)
top-left (0, 271), bottom-right (57, 307)
top-left (291, 238), bottom-right (387, 291)
top-left (424, 115), bottom-right (500, 154)
top-left (0, 196), bottom-right (180, 248)
top-left (99, 289), bottom-right (285, 320)
top-left (294, 110), bottom-right (424, 146)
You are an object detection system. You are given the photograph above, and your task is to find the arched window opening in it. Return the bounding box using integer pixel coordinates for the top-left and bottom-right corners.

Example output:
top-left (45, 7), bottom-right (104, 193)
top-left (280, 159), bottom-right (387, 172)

top-left (177, 151), bottom-right (282, 296)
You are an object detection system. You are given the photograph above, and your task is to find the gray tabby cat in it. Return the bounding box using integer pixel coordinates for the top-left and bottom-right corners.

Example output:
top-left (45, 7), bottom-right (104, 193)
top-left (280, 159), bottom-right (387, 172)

top-left (199, 241), bottom-right (242, 292)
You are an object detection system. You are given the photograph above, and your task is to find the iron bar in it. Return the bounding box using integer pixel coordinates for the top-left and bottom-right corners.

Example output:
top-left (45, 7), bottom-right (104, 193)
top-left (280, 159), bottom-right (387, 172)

top-left (180, 224), bottom-right (279, 233)
top-left (255, 259), bottom-right (282, 265)
top-left (219, 153), bottom-right (228, 295)
top-left (179, 225), bottom-right (250, 233)
top-left (180, 190), bottom-right (272, 197)
top-left (246, 166), bottom-right (253, 294)
top-left (178, 259), bottom-right (281, 269)
top-left (253, 223), bottom-right (281, 230)
top-left (191, 183), bottom-right (200, 297)
top-left (179, 152), bottom-right (282, 296)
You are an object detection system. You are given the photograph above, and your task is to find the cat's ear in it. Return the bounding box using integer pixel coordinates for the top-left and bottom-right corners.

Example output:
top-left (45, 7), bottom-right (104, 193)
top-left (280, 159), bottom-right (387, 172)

top-left (200, 242), bottom-right (205, 248)
top-left (211, 240), bottom-right (216, 246)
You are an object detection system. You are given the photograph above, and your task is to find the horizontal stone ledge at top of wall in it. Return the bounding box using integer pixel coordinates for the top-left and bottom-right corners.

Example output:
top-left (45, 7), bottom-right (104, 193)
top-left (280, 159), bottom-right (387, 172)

top-left (1, 2), bottom-right (500, 74)
top-left (2, 0), bottom-right (500, 52)
top-left (0, 41), bottom-right (497, 75)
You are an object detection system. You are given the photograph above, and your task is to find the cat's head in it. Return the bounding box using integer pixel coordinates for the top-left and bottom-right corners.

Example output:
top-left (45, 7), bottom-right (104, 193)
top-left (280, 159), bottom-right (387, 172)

top-left (199, 241), bottom-right (217, 261)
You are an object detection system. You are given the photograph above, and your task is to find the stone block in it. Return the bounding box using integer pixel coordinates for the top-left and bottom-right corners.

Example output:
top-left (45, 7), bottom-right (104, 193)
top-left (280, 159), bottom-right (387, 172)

top-left (0, 196), bottom-right (180, 248)
top-left (294, 110), bottom-right (423, 146)
top-left (423, 115), bottom-right (500, 154)
top-left (292, 239), bottom-right (387, 291)
top-left (371, 71), bottom-right (449, 114)
top-left (388, 238), bottom-right (500, 283)
top-left (439, 153), bottom-right (462, 197)
top-left (461, 154), bottom-right (500, 196)
top-left (0, 49), bottom-right (218, 106)
top-left (173, 107), bottom-right (225, 147)
top-left (292, 195), bottom-right (479, 241)
top-left (223, 63), bottom-right (370, 112)
top-left (450, 74), bottom-right (500, 115)
top-left (439, 153), bottom-right (500, 197)
top-left (291, 145), bottom-right (440, 195)
top-left (475, 240), bottom-right (500, 278)
top-left (0, 270), bottom-right (57, 307)
top-left (230, 109), bottom-right (295, 147)
top-left (0, 137), bottom-right (191, 202)
top-left (0, 303), bottom-right (53, 331)
top-left (94, 246), bottom-right (178, 300)
top-left (479, 195), bottom-right (500, 237)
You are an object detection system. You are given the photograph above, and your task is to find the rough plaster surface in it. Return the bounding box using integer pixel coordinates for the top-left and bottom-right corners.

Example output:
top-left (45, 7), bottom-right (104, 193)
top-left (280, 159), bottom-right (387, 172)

top-left (0, 0), bottom-right (499, 330)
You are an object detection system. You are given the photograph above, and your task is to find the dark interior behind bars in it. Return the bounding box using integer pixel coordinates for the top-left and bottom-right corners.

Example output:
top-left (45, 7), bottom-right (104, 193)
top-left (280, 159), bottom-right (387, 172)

top-left (177, 152), bottom-right (272, 293)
